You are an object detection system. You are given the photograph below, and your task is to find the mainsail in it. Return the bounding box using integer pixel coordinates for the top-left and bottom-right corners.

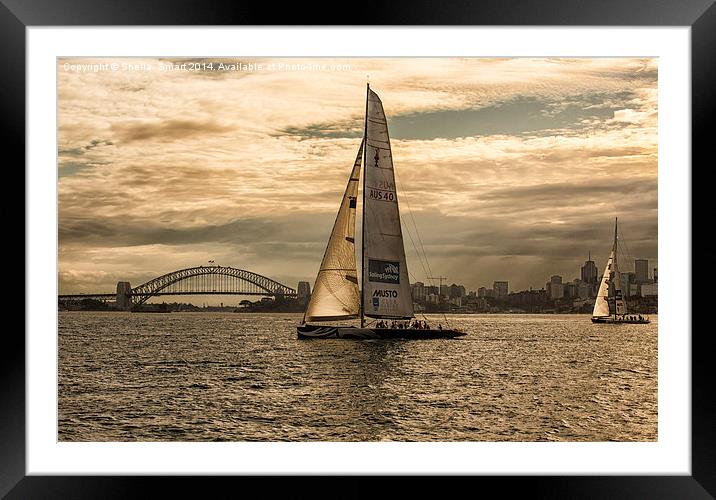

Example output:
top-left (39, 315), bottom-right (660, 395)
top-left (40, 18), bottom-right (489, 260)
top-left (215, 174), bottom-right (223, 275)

top-left (361, 88), bottom-right (414, 319)
top-left (304, 141), bottom-right (363, 322)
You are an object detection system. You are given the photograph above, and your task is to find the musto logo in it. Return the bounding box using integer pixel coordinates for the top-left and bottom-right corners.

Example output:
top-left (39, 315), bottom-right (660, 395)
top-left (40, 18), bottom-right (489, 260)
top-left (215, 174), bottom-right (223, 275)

top-left (368, 259), bottom-right (400, 283)
top-left (372, 289), bottom-right (398, 310)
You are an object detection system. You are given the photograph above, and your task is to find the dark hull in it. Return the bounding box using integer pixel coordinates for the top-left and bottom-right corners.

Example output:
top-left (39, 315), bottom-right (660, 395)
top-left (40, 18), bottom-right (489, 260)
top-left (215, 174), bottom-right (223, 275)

top-left (297, 325), bottom-right (466, 339)
top-left (591, 316), bottom-right (650, 324)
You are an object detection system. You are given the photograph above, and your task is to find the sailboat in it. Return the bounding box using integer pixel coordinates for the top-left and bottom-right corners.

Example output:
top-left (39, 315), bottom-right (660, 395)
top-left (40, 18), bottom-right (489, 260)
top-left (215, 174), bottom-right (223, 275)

top-left (591, 218), bottom-right (650, 324)
top-left (297, 85), bottom-right (466, 339)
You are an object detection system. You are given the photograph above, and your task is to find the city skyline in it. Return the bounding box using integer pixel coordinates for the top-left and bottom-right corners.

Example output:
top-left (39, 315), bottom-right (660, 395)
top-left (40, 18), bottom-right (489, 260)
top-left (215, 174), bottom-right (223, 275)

top-left (58, 57), bottom-right (658, 299)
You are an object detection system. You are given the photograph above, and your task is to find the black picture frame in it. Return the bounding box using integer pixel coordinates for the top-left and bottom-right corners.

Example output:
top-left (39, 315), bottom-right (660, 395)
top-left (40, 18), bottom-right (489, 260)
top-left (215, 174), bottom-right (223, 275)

top-left (4, 0), bottom-right (710, 497)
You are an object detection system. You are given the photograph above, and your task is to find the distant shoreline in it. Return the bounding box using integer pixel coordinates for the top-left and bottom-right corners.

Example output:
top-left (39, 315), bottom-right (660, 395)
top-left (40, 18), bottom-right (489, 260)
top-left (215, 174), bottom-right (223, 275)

top-left (58, 309), bottom-right (657, 315)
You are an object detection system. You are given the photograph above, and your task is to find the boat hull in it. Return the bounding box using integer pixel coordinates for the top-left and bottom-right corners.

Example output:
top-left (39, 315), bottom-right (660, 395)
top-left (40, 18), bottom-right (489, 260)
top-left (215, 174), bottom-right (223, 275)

top-left (297, 325), bottom-right (466, 339)
top-left (591, 316), bottom-right (650, 324)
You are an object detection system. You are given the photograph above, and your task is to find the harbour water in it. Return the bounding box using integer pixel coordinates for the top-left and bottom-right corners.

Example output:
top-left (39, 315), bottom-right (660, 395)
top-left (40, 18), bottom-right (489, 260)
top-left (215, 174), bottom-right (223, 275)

top-left (58, 312), bottom-right (657, 442)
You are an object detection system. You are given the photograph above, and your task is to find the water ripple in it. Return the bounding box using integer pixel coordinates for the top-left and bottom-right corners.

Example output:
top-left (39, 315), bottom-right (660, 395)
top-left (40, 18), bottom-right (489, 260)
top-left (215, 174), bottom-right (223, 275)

top-left (58, 312), bottom-right (658, 442)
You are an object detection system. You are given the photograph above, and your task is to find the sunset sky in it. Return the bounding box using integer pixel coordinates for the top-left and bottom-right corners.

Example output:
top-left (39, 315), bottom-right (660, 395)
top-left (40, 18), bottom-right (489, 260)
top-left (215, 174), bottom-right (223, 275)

top-left (58, 57), bottom-right (658, 299)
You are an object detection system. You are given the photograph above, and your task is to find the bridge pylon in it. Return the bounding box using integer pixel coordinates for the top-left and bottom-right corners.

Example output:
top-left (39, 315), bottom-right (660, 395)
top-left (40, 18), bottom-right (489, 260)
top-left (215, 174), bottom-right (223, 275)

top-left (116, 281), bottom-right (132, 311)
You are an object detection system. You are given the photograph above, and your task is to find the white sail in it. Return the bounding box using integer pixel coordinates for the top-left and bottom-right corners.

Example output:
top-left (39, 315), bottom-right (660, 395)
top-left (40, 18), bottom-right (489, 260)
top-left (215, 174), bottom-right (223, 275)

top-left (592, 218), bottom-right (628, 318)
top-left (593, 250), bottom-right (614, 318)
top-left (304, 141), bottom-right (363, 322)
top-left (361, 88), bottom-right (414, 319)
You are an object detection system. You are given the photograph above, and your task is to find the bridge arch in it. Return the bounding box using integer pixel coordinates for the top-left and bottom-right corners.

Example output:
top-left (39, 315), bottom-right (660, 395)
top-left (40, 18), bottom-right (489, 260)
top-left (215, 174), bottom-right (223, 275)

top-left (130, 265), bottom-right (296, 305)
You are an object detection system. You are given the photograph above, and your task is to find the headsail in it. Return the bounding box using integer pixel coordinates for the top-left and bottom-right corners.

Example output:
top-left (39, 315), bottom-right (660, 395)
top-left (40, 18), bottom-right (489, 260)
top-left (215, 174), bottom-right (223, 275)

top-left (361, 87), bottom-right (414, 319)
top-left (593, 250), bottom-right (614, 318)
top-left (592, 218), bottom-right (627, 318)
top-left (304, 141), bottom-right (363, 322)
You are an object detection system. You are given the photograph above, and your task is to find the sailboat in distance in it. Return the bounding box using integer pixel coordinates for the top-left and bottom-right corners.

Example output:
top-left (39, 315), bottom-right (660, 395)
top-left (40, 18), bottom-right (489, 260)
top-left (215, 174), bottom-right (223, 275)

top-left (591, 218), bottom-right (650, 324)
top-left (297, 85), bottom-right (466, 339)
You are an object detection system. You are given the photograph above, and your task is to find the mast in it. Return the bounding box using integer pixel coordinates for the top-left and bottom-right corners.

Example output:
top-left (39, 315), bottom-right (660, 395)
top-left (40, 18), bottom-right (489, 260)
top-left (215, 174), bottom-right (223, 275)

top-left (613, 217), bottom-right (618, 320)
top-left (360, 82), bottom-right (369, 328)
top-left (614, 218), bottom-right (618, 259)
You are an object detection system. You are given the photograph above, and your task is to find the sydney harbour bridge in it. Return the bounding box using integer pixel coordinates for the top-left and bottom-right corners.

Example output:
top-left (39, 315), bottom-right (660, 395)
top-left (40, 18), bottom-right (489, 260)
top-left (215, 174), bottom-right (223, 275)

top-left (58, 265), bottom-right (298, 310)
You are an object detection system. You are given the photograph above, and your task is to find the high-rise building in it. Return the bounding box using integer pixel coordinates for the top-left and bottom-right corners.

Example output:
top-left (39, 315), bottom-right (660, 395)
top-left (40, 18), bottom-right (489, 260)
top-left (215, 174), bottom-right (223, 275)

top-left (550, 275), bottom-right (563, 285)
top-left (620, 272), bottom-right (631, 296)
top-left (581, 253), bottom-right (598, 284)
top-left (411, 282), bottom-right (426, 301)
top-left (297, 281), bottom-right (311, 299)
top-left (448, 283), bottom-right (465, 298)
top-left (549, 282), bottom-right (564, 299)
top-left (576, 281), bottom-right (591, 299)
top-left (493, 281), bottom-right (508, 298)
top-left (635, 259), bottom-right (649, 283)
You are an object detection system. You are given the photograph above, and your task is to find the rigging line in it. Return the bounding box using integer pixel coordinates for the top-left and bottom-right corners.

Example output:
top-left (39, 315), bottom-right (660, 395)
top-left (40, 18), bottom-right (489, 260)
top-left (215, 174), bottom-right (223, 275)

top-left (618, 225), bottom-right (635, 269)
top-left (401, 212), bottom-right (434, 286)
top-left (388, 167), bottom-right (452, 329)
top-left (395, 188), bottom-right (433, 281)
top-left (392, 162), bottom-right (437, 286)
top-left (394, 183), bottom-right (450, 330)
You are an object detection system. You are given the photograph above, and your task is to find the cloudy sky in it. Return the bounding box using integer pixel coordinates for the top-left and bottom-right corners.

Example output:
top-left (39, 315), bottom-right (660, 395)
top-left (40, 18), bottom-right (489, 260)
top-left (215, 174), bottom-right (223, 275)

top-left (58, 57), bottom-right (657, 299)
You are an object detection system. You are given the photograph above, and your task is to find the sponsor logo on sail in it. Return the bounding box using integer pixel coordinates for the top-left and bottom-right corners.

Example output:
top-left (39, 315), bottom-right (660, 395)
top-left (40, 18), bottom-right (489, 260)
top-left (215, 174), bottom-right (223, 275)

top-left (373, 289), bottom-right (398, 298)
top-left (368, 259), bottom-right (400, 283)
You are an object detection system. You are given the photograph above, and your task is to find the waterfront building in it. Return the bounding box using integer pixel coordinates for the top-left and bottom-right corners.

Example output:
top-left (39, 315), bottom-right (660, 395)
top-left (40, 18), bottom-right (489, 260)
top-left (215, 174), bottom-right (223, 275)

top-left (549, 282), bottom-right (564, 299)
top-left (493, 281), bottom-right (509, 298)
top-left (411, 281), bottom-right (426, 301)
top-left (581, 253), bottom-right (598, 284)
top-left (448, 283), bottom-right (466, 298)
top-left (576, 280), bottom-right (591, 299)
top-left (641, 282), bottom-right (658, 296)
top-left (635, 259), bottom-right (649, 283)
top-left (620, 272), bottom-right (632, 297)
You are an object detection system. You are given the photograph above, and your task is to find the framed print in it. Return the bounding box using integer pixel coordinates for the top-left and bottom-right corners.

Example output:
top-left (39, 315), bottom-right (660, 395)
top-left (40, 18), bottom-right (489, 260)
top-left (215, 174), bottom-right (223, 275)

top-left (5, 0), bottom-right (712, 497)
